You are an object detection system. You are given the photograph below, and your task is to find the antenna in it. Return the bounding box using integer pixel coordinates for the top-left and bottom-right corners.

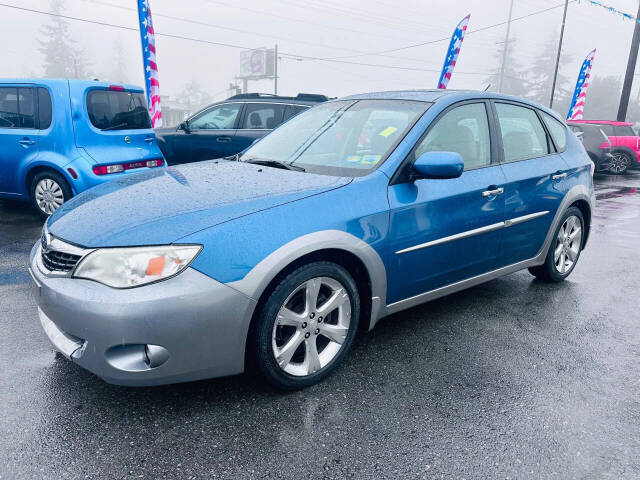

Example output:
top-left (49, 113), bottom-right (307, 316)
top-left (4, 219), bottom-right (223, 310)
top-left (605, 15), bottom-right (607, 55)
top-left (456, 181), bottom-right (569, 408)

top-left (483, 83), bottom-right (491, 92)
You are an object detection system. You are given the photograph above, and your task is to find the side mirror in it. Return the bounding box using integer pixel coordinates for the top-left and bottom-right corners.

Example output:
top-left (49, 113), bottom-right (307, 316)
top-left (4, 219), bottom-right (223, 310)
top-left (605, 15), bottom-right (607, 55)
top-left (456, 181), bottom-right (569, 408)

top-left (179, 121), bottom-right (191, 133)
top-left (412, 151), bottom-right (464, 180)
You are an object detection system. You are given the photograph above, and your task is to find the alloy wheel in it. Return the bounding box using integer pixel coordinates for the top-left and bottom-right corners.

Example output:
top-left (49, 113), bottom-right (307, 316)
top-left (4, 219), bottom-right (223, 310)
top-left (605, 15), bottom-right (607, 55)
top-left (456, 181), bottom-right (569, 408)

top-left (554, 215), bottom-right (582, 274)
top-left (609, 153), bottom-right (629, 174)
top-left (272, 276), bottom-right (351, 377)
top-left (34, 178), bottom-right (65, 215)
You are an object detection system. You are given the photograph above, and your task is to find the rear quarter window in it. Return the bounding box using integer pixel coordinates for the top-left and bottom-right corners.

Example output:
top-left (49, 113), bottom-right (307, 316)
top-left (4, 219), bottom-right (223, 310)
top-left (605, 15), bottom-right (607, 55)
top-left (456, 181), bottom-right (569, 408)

top-left (38, 87), bottom-right (52, 130)
top-left (541, 112), bottom-right (567, 151)
top-left (87, 90), bottom-right (151, 130)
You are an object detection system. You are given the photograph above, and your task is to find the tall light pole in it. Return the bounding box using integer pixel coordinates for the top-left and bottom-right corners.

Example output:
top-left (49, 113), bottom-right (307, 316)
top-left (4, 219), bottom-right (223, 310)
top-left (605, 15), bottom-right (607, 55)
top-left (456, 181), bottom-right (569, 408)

top-left (617, 3), bottom-right (640, 121)
top-left (550, 0), bottom-right (569, 108)
top-left (498, 0), bottom-right (515, 93)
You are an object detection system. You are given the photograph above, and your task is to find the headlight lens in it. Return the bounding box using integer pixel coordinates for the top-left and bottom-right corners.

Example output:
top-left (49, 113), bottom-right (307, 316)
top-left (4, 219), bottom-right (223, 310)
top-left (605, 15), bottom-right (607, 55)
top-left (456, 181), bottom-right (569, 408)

top-left (73, 245), bottom-right (201, 288)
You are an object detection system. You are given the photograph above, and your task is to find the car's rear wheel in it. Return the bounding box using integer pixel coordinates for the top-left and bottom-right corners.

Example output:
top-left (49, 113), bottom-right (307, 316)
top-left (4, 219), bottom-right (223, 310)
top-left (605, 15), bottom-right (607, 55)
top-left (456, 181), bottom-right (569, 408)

top-left (253, 261), bottom-right (360, 390)
top-left (528, 206), bottom-right (584, 282)
top-left (608, 152), bottom-right (631, 175)
top-left (29, 171), bottom-right (72, 217)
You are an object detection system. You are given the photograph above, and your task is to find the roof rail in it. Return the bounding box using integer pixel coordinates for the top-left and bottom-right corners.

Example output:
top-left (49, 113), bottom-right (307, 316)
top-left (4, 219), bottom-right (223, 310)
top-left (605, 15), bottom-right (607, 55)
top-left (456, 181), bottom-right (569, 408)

top-left (226, 92), bottom-right (330, 102)
top-left (227, 93), bottom-right (278, 99)
top-left (296, 93), bottom-right (329, 101)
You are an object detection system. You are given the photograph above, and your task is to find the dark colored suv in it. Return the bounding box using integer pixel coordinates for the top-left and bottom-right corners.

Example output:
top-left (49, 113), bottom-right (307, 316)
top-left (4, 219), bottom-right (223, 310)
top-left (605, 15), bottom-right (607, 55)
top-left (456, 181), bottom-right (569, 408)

top-left (155, 93), bottom-right (329, 165)
top-left (568, 123), bottom-right (616, 174)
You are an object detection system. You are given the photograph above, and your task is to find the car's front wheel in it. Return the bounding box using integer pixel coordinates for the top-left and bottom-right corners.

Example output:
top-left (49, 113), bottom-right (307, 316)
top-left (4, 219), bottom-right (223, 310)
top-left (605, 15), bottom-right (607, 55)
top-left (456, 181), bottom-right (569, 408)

top-left (29, 171), bottom-right (72, 217)
top-left (253, 261), bottom-right (360, 390)
top-left (528, 206), bottom-right (584, 282)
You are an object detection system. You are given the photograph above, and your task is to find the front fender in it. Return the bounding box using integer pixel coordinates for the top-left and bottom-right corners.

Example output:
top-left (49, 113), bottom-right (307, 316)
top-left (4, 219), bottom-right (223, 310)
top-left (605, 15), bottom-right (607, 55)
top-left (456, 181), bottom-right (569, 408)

top-left (227, 230), bottom-right (387, 330)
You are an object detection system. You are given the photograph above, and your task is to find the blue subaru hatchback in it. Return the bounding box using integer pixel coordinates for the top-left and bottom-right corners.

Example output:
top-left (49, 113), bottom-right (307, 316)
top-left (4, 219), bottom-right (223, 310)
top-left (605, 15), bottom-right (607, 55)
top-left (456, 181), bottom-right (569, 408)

top-left (0, 79), bottom-right (165, 216)
top-left (30, 90), bottom-right (594, 389)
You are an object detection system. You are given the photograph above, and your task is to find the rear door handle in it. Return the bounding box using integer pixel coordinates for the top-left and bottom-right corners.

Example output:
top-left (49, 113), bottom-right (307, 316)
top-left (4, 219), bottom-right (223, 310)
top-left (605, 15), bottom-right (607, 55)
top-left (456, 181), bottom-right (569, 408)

top-left (217, 136), bottom-right (231, 143)
top-left (144, 137), bottom-right (154, 143)
top-left (18, 138), bottom-right (35, 147)
top-left (482, 187), bottom-right (504, 197)
top-left (552, 172), bottom-right (567, 181)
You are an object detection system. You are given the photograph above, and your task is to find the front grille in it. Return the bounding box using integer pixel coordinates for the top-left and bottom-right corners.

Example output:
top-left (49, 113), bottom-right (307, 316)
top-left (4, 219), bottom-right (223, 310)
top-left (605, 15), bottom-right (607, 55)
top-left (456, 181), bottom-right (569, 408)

top-left (41, 249), bottom-right (81, 272)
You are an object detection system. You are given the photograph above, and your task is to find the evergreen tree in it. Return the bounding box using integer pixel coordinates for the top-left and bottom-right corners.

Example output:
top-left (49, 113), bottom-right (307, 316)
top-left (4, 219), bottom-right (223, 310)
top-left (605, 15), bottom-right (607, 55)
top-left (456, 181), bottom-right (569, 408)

top-left (485, 37), bottom-right (530, 98)
top-left (39, 0), bottom-right (91, 79)
top-left (529, 32), bottom-right (573, 115)
top-left (582, 75), bottom-right (622, 120)
top-left (177, 80), bottom-right (214, 113)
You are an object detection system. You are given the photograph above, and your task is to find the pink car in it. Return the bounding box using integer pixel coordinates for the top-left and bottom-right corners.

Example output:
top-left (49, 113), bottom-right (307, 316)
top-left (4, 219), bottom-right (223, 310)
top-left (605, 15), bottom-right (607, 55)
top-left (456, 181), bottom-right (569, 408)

top-left (568, 120), bottom-right (639, 174)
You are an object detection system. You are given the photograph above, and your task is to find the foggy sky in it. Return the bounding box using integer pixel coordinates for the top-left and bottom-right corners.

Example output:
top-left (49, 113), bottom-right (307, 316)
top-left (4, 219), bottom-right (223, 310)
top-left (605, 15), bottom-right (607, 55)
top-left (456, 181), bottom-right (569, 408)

top-left (3, 0), bottom-right (640, 109)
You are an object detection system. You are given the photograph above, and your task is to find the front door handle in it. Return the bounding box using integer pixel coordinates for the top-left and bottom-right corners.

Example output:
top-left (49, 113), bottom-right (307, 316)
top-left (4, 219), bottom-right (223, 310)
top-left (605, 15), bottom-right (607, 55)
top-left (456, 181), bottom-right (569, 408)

top-left (482, 187), bottom-right (504, 197)
top-left (552, 172), bottom-right (567, 181)
top-left (18, 138), bottom-right (35, 147)
top-left (217, 136), bottom-right (231, 143)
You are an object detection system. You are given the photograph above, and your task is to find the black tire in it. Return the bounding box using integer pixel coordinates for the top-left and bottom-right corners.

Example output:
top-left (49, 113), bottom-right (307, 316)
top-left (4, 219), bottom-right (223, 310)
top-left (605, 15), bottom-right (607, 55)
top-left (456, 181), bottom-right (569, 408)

top-left (252, 261), bottom-right (360, 390)
top-left (29, 170), bottom-right (72, 218)
top-left (608, 152), bottom-right (631, 175)
top-left (528, 206), bottom-right (585, 282)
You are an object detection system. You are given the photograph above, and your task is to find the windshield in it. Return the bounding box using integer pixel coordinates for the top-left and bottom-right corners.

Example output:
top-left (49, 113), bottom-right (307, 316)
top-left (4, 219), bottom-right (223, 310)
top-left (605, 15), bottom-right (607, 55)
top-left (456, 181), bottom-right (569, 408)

top-left (241, 99), bottom-right (429, 176)
top-left (87, 90), bottom-right (152, 131)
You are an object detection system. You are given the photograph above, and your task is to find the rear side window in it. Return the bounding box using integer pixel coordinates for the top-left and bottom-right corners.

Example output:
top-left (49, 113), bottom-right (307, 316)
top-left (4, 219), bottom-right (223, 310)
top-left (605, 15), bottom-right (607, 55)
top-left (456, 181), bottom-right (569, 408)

top-left (87, 90), bottom-right (151, 130)
top-left (241, 103), bottom-right (286, 129)
top-left (282, 105), bottom-right (308, 123)
top-left (0, 87), bottom-right (37, 129)
top-left (541, 112), bottom-right (567, 151)
top-left (496, 103), bottom-right (550, 162)
top-left (37, 87), bottom-right (52, 130)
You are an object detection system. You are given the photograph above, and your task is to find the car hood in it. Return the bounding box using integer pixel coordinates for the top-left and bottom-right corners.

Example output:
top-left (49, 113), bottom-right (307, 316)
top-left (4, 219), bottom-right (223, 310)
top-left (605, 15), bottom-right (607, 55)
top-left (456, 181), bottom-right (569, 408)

top-left (48, 160), bottom-right (351, 247)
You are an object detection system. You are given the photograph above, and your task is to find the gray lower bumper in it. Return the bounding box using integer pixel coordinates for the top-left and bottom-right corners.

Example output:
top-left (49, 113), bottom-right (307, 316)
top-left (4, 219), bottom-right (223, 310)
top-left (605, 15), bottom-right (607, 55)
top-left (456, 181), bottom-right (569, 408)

top-left (29, 243), bottom-right (257, 386)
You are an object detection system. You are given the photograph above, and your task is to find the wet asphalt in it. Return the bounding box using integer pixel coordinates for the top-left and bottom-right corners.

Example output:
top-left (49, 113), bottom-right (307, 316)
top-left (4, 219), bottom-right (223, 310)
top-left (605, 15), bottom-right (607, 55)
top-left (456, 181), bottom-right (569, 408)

top-left (1, 172), bottom-right (639, 479)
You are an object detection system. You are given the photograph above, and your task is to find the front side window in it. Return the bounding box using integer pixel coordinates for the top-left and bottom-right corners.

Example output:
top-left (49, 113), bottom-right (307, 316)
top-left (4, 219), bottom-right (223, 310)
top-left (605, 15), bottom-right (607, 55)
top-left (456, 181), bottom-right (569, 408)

top-left (415, 103), bottom-right (491, 170)
top-left (496, 103), bottom-right (550, 162)
top-left (87, 90), bottom-right (151, 130)
top-left (241, 103), bottom-right (286, 129)
top-left (242, 99), bottom-right (428, 176)
top-left (541, 111), bottom-right (567, 151)
top-left (189, 103), bottom-right (241, 130)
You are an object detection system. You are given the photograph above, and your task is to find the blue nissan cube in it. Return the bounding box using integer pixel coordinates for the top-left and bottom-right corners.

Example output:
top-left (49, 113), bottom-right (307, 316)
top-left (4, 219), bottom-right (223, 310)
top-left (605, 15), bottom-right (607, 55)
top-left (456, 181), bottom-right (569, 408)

top-left (0, 79), bottom-right (166, 216)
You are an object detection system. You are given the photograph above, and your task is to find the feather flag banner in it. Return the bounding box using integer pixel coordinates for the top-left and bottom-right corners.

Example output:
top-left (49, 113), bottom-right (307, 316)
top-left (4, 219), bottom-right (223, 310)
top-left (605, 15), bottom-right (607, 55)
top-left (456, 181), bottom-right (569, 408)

top-left (137, 0), bottom-right (162, 128)
top-left (437, 14), bottom-right (470, 89)
top-left (567, 49), bottom-right (596, 121)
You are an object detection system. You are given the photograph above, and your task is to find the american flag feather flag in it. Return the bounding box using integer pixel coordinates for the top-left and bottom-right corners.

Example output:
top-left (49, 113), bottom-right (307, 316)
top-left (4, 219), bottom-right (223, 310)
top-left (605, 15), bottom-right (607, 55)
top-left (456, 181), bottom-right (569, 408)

top-left (437, 15), bottom-right (470, 89)
top-left (567, 49), bottom-right (596, 121)
top-left (137, 0), bottom-right (162, 128)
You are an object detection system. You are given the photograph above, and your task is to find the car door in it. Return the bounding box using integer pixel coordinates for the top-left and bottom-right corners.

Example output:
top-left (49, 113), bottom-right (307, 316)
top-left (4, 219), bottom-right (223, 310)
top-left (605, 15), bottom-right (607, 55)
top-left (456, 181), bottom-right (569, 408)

top-left (493, 102), bottom-right (570, 267)
top-left (233, 102), bottom-right (287, 153)
top-left (386, 101), bottom-right (507, 304)
top-left (173, 102), bottom-right (242, 163)
top-left (0, 86), bottom-right (38, 194)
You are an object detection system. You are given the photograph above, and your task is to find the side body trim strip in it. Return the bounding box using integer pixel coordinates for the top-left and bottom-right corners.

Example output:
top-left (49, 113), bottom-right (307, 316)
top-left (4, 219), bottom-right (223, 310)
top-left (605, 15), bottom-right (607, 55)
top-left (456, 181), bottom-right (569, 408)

top-left (395, 210), bottom-right (549, 255)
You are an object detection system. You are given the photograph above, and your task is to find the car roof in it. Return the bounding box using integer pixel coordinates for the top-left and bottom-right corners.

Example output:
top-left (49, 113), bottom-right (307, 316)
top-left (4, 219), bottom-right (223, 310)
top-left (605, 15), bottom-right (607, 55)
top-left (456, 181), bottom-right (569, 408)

top-left (567, 120), bottom-right (634, 126)
top-left (0, 78), bottom-right (145, 93)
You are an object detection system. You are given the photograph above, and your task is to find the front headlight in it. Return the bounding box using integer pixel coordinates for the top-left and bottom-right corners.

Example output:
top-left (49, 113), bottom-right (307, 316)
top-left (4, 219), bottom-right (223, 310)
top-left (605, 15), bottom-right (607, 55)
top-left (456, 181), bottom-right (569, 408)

top-left (73, 245), bottom-right (202, 288)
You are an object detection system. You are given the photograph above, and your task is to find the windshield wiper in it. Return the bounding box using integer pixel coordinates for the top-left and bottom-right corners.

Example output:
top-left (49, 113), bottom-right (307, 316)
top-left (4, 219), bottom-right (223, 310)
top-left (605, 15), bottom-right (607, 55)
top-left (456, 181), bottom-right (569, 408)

top-left (244, 158), bottom-right (305, 172)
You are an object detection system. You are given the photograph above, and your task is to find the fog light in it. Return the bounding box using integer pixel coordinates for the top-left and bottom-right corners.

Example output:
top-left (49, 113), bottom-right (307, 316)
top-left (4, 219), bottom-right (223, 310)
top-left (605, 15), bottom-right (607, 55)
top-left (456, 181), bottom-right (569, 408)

top-left (144, 344), bottom-right (170, 368)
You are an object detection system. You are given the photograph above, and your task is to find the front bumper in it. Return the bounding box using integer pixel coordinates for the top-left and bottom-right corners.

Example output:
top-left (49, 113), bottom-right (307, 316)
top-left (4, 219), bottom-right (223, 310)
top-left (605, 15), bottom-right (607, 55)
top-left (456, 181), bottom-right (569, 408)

top-left (29, 243), bottom-right (257, 386)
